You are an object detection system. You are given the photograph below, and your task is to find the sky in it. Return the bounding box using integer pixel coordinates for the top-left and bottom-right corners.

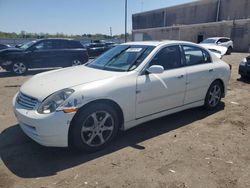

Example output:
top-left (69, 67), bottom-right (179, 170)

top-left (0, 0), bottom-right (195, 35)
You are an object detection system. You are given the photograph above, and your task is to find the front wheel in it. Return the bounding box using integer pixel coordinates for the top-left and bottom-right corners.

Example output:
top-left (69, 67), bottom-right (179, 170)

top-left (204, 81), bottom-right (223, 110)
top-left (226, 47), bottom-right (232, 55)
top-left (70, 103), bottom-right (119, 152)
top-left (71, 59), bottom-right (83, 66)
top-left (11, 62), bottom-right (28, 75)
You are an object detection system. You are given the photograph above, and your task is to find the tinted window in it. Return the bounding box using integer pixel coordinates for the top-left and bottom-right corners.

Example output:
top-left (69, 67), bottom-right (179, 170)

top-left (201, 38), bottom-right (216, 44)
top-left (150, 45), bottom-right (182, 70)
top-left (218, 38), bottom-right (229, 43)
top-left (222, 38), bottom-right (230, 42)
top-left (33, 40), bottom-right (56, 50)
top-left (203, 49), bottom-right (211, 63)
top-left (183, 45), bottom-right (211, 66)
top-left (52, 40), bottom-right (65, 49)
top-left (68, 41), bottom-right (83, 48)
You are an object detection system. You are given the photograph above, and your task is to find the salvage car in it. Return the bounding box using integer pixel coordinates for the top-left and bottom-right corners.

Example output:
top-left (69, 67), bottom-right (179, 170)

top-left (0, 39), bottom-right (89, 75)
top-left (239, 56), bottom-right (250, 79)
top-left (200, 37), bottom-right (233, 55)
top-left (13, 41), bottom-right (231, 152)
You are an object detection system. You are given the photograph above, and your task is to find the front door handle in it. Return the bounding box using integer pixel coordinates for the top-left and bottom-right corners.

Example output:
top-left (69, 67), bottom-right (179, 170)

top-left (177, 75), bottom-right (184, 79)
top-left (209, 69), bottom-right (214, 72)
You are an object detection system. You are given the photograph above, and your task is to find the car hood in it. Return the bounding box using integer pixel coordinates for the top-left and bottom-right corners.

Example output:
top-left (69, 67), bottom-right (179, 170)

top-left (199, 44), bottom-right (227, 58)
top-left (0, 47), bottom-right (24, 54)
top-left (20, 66), bottom-right (123, 101)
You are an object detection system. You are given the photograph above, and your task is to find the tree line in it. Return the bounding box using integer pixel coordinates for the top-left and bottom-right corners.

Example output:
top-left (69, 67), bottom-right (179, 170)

top-left (0, 31), bottom-right (130, 40)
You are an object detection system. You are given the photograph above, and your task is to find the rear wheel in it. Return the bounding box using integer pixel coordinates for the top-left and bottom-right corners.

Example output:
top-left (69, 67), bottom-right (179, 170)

top-left (70, 103), bottom-right (119, 152)
top-left (11, 62), bottom-right (28, 75)
top-left (204, 81), bottom-right (223, 110)
top-left (226, 47), bottom-right (232, 55)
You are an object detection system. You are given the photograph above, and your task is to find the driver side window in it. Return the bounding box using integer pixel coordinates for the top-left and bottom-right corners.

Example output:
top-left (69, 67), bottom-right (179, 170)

top-left (150, 45), bottom-right (182, 70)
top-left (33, 41), bottom-right (54, 50)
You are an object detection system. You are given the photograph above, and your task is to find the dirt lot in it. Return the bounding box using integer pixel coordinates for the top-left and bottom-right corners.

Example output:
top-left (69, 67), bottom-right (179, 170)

top-left (0, 53), bottom-right (250, 188)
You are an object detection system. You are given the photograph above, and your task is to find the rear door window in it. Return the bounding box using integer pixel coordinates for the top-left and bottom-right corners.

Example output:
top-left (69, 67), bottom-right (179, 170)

top-left (182, 45), bottom-right (211, 66)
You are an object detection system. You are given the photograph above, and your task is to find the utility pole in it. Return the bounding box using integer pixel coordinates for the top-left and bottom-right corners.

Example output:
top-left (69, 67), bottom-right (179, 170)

top-left (110, 27), bottom-right (112, 37)
top-left (216, 0), bottom-right (221, 22)
top-left (141, 0), bottom-right (144, 12)
top-left (125, 0), bottom-right (128, 42)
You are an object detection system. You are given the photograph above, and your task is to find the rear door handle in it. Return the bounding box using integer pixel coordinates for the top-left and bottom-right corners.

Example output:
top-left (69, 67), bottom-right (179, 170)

top-left (209, 69), bottom-right (214, 72)
top-left (177, 75), bottom-right (184, 79)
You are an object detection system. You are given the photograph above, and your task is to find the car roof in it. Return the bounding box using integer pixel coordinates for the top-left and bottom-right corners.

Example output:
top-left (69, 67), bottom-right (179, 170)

top-left (39, 38), bottom-right (78, 41)
top-left (205, 37), bottom-right (231, 40)
top-left (122, 40), bottom-right (198, 47)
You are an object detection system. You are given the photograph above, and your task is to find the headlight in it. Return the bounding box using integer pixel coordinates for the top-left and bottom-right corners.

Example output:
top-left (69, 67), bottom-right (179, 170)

top-left (37, 88), bottom-right (74, 114)
top-left (240, 58), bottom-right (247, 66)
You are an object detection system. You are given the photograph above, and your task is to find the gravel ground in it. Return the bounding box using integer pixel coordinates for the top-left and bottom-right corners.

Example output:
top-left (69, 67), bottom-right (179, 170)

top-left (0, 53), bottom-right (250, 188)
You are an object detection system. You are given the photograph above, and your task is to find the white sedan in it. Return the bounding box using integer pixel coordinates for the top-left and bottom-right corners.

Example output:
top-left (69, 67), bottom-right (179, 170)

top-left (200, 37), bottom-right (233, 55)
top-left (13, 41), bottom-right (231, 151)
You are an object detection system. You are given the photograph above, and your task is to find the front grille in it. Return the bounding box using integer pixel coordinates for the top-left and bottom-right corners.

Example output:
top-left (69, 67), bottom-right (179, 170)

top-left (17, 92), bottom-right (38, 110)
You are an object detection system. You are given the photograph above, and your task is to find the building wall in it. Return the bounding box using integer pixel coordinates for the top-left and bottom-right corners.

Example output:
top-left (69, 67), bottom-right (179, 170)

top-left (220, 0), bottom-right (250, 20)
top-left (132, 0), bottom-right (250, 30)
top-left (133, 19), bottom-right (250, 52)
top-left (132, 0), bottom-right (250, 52)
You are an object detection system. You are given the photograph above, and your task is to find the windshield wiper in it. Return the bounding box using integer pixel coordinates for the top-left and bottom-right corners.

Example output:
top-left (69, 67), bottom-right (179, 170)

top-left (103, 47), bottom-right (130, 69)
top-left (127, 48), bottom-right (147, 71)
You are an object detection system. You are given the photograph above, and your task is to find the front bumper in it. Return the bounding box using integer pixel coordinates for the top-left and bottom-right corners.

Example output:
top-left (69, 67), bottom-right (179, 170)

top-left (0, 59), bottom-right (12, 70)
top-left (13, 93), bottom-right (76, 147)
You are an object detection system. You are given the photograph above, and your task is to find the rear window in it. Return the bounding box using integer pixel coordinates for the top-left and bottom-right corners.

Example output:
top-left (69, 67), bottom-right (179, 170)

top-left (67, 41), bottom-right (84, 48)
top-left (183, 45), bottom-right (211, 66)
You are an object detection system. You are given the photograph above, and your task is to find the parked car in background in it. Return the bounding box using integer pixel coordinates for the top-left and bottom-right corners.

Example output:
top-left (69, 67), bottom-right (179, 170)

top-left (239, 56), bottom-right (250, 79)
top-left (0, 43), bottom-right (11, 50)
top-left (85, 42), bottom-right (116, 58)
top-left (13, 41), bottom-right (231, 152)
top-left (85, 43), bottom-right (107, 58)
top-left (0, 39), bottom-right (89, 75)
top-left (200, 37), bottom-right (233, 55)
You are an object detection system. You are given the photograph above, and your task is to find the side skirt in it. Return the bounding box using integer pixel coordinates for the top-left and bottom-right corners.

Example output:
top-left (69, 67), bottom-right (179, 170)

top-left (123, 100), bottom-right (204, 131)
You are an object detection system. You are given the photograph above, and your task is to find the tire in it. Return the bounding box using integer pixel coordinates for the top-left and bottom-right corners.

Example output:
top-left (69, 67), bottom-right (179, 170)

top-left (11, 62), bottom-right (28, 75)
top-left (226, 47), bottom-right (232, 55)
top-left (71, 59), bottom-right (83, 66)
top-left (204, 81), bottom-right (223, 110)
top-left (70, 103), bottom-right (120, 152)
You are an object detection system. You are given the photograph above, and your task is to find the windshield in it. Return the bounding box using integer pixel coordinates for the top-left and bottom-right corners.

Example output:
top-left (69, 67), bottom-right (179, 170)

top-left (86, 45), bottom-right (155, 72)
top-left (200, 38), bottom-right (217, 44)
top-left (19, 41), bottom-right (36, 49)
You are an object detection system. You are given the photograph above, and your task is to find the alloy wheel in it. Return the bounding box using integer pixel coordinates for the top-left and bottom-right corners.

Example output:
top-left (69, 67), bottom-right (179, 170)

top-left (72, 60), bottom-right (82, 66)
top-left (81, 111), bottom-right (114, 147)
top-left (208, 85), bottom-right (221, 107)
top-left (12, 62), bottom-right (27, 74)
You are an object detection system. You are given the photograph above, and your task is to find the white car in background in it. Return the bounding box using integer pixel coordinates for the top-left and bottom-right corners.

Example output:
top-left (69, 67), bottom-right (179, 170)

top-left (200, 37), bottom-right (234, 55)
top-left (13, 41), bottom-right (231, 152)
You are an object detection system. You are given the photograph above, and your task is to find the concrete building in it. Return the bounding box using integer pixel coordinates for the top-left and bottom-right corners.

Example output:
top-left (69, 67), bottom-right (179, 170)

top-left (132, 0), bottom-right (250, 52)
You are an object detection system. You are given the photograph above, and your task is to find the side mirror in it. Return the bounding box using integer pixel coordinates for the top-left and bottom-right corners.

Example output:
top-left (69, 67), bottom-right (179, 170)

top-left (146, 65), bottom-right (164, 74)
top-left (217, 41), bottom-right (221, 44)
